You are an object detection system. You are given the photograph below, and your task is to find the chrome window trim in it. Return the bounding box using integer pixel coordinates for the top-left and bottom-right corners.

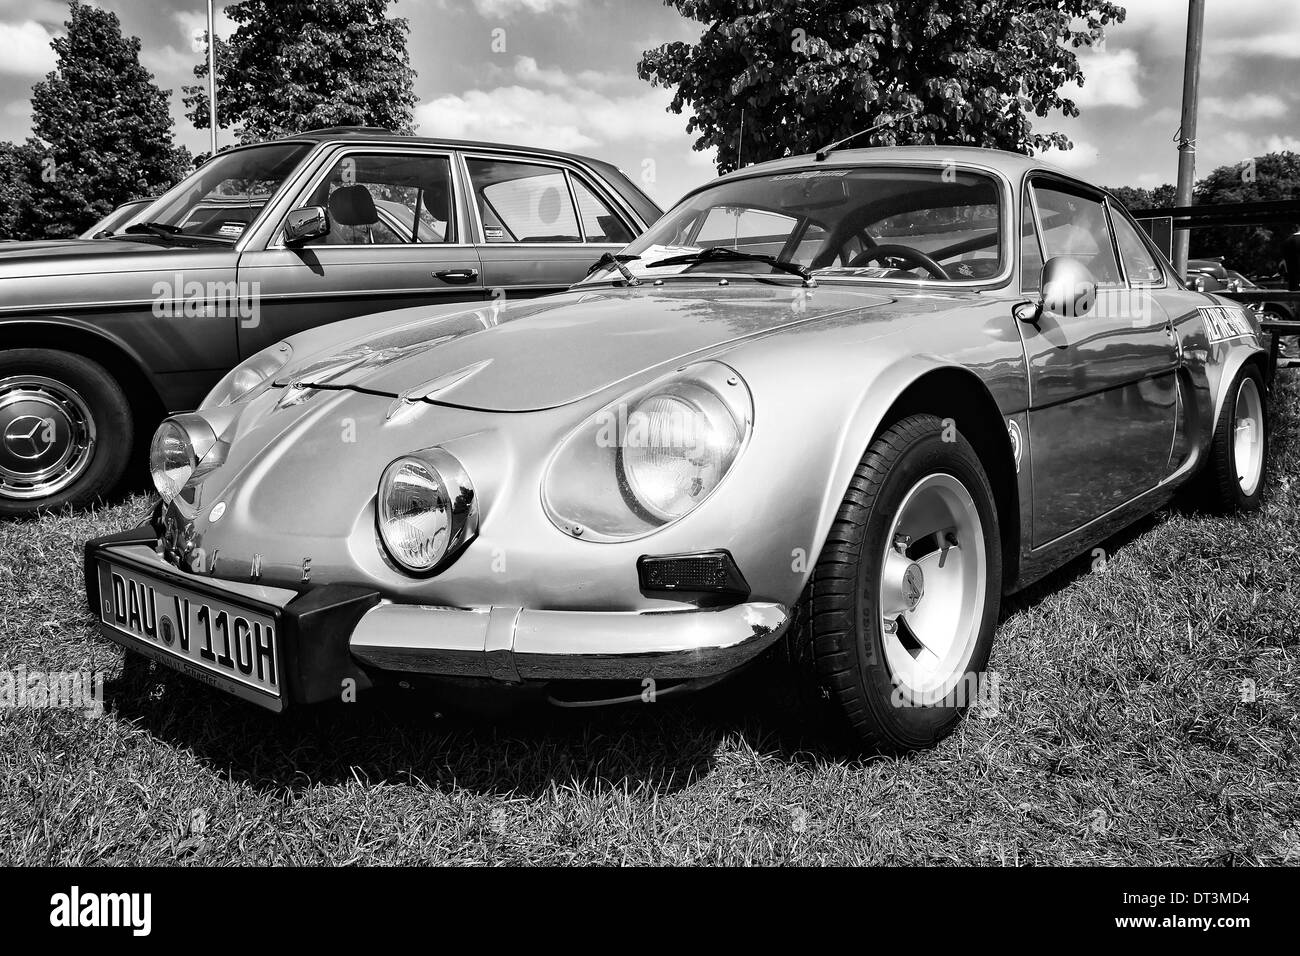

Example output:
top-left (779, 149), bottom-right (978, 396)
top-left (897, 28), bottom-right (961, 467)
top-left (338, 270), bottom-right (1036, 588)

top-left (1105, 197), bottom-right (1170, 290)
top-left (265, 145), bottom-right (473, 251)
top-left (1023, 171), bottom-right (1128, 291)
top-left (459, 151), bottom-right (641, 247)
top-left (601, 159), bottom-right (1016, 293)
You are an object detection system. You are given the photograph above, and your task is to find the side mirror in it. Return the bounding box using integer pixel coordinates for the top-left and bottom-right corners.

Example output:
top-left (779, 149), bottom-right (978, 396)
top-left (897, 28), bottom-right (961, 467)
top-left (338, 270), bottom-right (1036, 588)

top-left (283, 206), bottom-right (329, 245)
top-left (1015, 256), bottom-right (1098, 327)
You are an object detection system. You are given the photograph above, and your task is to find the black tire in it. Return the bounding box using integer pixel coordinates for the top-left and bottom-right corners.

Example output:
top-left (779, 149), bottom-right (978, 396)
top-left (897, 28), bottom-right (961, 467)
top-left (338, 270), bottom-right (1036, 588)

top-left (1196, 364), bottom-right (1268, 513)
top-left (786, 414), bottom-right (1002, 752)
top-left (0, 349), bottom-right (133, 518)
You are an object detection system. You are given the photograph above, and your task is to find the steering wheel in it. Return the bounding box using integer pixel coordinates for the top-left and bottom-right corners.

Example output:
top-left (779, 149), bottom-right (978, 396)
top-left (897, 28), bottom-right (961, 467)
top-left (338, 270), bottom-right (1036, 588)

top-left (848, 243), bottom-right (951, 280)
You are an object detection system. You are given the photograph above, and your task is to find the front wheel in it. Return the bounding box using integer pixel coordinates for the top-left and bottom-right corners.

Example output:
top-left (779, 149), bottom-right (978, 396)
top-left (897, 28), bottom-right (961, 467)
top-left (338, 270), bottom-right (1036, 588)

top-left (788, 414), bottom-right (1003, 752)
top-left (0, 349), bottom-right (133, 518)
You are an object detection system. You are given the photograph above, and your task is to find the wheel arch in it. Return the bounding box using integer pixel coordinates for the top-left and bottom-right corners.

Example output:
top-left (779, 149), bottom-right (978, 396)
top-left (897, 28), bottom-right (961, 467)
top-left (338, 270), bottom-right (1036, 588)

top-left (810, 361), bottom-right (1022, 593)
top-left (0, 317), bottom-right (167, 431)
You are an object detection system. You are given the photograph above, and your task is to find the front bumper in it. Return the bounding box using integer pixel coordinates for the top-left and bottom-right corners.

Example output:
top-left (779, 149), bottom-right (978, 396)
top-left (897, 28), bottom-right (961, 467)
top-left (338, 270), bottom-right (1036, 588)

top-left (85, 529), bottom-right (789, 711)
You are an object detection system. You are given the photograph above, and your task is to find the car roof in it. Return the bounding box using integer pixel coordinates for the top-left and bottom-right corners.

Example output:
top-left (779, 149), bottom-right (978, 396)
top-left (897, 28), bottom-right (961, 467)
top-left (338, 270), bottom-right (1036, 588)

top-left (709, 145), bottom-right (1077, 185)
top-left (269, 126), bottom-right (615, 169)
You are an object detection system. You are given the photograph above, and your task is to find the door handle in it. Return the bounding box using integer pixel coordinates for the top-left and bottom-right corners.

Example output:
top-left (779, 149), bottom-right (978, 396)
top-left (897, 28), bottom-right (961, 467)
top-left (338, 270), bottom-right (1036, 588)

top-left (435, 268), bottom-right (479, 284)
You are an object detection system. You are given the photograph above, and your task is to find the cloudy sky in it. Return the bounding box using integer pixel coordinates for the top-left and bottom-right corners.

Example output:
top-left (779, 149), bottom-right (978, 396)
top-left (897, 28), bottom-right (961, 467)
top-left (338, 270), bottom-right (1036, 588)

top-left (1, 0), bottom-right (1297, 207)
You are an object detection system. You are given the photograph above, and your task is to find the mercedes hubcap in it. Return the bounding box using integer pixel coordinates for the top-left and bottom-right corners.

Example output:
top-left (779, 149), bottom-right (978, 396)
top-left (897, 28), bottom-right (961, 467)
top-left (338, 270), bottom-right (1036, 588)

top-left (0, 376), bottom-right (97, 501)
top-left (878, 473), bottom-right (987, 700)
top-left (1232, 377), bottom-right (1264, 497)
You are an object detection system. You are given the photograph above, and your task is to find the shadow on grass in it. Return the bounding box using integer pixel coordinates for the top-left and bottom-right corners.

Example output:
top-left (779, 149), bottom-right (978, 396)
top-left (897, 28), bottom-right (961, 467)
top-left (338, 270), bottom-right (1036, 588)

top-left (94, 399), bottom-right (1290, 802)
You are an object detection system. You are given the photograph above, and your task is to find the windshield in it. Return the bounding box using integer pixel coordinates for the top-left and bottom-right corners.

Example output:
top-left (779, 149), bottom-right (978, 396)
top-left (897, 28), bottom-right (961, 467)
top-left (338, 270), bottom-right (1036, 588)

top-left (80, 199), bottom-right (151, 239)
top-left (123, 142), bottom-right (313, 241)
top-left (607, 165), bottom-right (1005, 284)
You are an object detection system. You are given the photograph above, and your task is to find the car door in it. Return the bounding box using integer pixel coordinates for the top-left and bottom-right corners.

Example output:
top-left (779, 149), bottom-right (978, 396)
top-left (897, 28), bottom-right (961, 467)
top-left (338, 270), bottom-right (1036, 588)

top-left (1018, 176), bottom-right (1180, 546)
top-left (460, 153), bottom-right (638, 301)
top-left (235, 146), bottom-right (485, 357)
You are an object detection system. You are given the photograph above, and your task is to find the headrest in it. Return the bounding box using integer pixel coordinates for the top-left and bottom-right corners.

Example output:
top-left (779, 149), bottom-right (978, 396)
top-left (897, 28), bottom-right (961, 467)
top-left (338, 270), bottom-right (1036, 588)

top-left (423, 179), bottom-right (451, 220)
top-left (329, 185), bottom-right (378, 227)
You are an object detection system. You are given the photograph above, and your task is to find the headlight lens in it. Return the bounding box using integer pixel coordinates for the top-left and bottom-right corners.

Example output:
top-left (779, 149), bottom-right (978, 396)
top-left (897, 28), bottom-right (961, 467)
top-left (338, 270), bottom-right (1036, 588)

top-left (377, 449), bottom-right (478, 574)
top-left (200, 342), bottom-right (292, 409)
top-left (620, 384), bottom-right (742, 521)
top-left (149, 420), bottom-right (196, 500)
top-left (542, 362), bottom-right (752, 540)
top-left (148, 415), bottom-right (223, 514)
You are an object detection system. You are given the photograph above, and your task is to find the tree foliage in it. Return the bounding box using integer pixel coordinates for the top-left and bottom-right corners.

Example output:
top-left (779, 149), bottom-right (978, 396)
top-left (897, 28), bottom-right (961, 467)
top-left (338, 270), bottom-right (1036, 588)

top-left (7, 0), bottom-right (190, 240)
top-left (639, 0), bottom-right (1127, 173)
top-left (1109, 153), bottom-right (1300, 277)
top-left (184, 0), bottom-right (417, 144)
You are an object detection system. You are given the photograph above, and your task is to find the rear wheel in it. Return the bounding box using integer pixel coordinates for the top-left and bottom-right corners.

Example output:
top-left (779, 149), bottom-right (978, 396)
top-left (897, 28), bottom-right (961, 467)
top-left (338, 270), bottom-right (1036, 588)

top-left (1197, 364), bottom-right (1268, 513)
top-left (0, 349), bottom-right (133, 518)
top-left (787, 414), bottom-right (1002, 752)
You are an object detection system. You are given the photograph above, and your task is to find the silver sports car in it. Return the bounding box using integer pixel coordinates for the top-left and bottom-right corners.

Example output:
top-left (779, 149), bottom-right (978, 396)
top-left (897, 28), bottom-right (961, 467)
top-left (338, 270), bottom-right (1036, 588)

top-left (86, 146), bottom-right (1270, 752)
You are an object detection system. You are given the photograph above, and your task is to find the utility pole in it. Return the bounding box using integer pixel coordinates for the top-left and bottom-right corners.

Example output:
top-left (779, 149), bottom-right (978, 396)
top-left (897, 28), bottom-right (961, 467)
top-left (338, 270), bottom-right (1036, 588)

top-left (1173, 0), bottom-right (1205, 277)
top-left (207, 0), bottom-right (218, 157)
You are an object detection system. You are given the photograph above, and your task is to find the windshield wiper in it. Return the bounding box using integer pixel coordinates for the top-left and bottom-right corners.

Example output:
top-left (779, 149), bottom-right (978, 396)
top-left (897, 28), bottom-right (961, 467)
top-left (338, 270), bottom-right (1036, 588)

top-left (646, 246), bottom-right (815, 286)
top-left (122, 221), bottom-right (183, 239)
top-left (586, 252), bottom-right (641, 285)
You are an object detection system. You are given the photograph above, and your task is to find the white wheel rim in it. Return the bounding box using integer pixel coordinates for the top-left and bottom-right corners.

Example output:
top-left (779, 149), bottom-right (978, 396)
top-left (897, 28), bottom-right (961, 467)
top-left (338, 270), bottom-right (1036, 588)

top-left (1232, 376), bottom-right (1264, 497)
top-left (878, 473), bottom-right (987, 701)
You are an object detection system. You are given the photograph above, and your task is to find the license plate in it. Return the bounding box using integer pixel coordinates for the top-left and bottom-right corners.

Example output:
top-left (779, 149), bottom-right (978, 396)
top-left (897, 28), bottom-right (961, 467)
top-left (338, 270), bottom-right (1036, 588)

top-left (97, 560), bottom-right (283, 705)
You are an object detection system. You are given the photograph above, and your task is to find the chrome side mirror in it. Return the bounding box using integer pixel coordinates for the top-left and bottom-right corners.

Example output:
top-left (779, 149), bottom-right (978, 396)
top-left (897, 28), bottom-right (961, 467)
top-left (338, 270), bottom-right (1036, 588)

top-left (1015, 256), bottom-right (1098, 327)
top-left (283, 206), bottom-right (329, 245)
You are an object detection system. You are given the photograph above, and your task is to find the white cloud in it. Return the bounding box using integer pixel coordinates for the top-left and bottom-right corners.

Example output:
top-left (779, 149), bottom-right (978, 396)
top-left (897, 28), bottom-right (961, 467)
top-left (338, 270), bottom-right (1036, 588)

top-left (1041, 139), bottom-right (1100, 171)
top-left (0, 20), bottom-right (56, 76)
top-left (0, 0), bottom-right (68, 23)
top-left (4, 97), bottom-right (30, 118)
top-left (1072, 48), bottom-right (1144, 109)
top-left (415, 59), bottom-right (688, 153)
top-left (1123, 0), bottom-right (1300, 59)
top-left (1204, 93), bottom-right (1288, 121)
top-left (468, 0), bottom-right (582, 18)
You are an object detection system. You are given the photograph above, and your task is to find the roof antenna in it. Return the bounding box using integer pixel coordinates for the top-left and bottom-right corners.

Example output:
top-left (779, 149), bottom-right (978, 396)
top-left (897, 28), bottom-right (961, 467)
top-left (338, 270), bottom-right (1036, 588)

top-left (815, 106), bottom-right (921, 161)
top-left (737, 108), bottom-right (745, 170)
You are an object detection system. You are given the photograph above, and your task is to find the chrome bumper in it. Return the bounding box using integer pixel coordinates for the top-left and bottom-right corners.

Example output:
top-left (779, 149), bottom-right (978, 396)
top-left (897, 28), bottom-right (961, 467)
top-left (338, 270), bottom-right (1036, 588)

top-left (87, 537), bottom-right (788, 694)
top-left (349, 600), bottom-right (789, 682)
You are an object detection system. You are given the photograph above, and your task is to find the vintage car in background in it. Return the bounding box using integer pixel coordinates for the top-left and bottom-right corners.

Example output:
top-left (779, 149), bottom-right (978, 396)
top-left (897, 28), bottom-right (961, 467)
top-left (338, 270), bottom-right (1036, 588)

top-left (0, 127), bottom-right (660, 516)
top-left (86, 146), bottom-right (1269, 751)
top-left (79, 198), bottom-right (154, 240)
top-left (1187, 257), bottom-right (1296, 362)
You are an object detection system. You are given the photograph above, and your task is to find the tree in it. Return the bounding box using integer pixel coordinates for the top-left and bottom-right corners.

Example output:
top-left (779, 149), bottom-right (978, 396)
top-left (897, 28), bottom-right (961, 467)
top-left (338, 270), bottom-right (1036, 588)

top-left (184, 0), bottom-right (417, 144)
top-left (13, 0), bottom-right (191, 239)
top-left (0, 143), bottom-right (31, 239)
top-left (639, 0), bottom-right (1127, 173)
top-left (1188, 152), bottom-right (1300, 276)
top-left (1106, 184), bottom-right (1177, 212)
top-left (1108, 154), bottom-right (1300, 276)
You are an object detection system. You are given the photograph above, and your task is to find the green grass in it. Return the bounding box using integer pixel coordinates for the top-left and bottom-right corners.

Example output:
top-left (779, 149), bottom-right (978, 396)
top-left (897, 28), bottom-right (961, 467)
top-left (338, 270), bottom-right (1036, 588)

top-left (2, 379), bottom-right (1298, 866)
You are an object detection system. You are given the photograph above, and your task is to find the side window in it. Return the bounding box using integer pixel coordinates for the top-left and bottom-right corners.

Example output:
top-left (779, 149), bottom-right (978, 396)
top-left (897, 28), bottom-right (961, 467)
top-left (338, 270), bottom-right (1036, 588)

top-left (1109, 205), bottom-right (1164, 286)
top-left (571, 176), bottom-right (635, 244)
top-left (1021, 188), bottom-right (1045, 293)
top-left (302, 152), bottom-right (456, 245)
top-left (465, 158), bottom-right (581, 243)
top-left (1031, 183), bottom-right (1122, 285)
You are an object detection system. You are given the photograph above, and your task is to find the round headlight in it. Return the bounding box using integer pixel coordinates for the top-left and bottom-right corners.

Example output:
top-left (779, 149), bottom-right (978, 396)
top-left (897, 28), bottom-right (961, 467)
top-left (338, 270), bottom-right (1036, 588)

top-left (149, 420), bottom-right (197, 501)
top-left (377, 450), bottom-right (478, 573)
top-left (619, 383), bottom-right (742, 521)
top-left (200, 342), bottom-right (292, 410)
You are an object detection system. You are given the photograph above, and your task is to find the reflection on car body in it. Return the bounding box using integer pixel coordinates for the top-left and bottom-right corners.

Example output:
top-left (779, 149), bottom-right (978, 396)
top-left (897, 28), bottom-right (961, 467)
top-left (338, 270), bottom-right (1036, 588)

top-left (85, 146), bottom-right (1269, 751)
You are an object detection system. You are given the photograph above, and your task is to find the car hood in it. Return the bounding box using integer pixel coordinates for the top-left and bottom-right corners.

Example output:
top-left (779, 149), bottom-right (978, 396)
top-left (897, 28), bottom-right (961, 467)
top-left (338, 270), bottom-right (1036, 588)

top-left (275, 283), bottom-right (905, 412)
top-left (0, 237), bottom-right (193, 276)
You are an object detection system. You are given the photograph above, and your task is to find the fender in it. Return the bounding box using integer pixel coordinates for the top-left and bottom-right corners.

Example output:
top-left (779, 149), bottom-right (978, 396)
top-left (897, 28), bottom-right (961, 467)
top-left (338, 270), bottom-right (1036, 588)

top-left (0, 313), bottom-right (167, 405)
top-left (807, 355), bottom-right (1020, 597)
